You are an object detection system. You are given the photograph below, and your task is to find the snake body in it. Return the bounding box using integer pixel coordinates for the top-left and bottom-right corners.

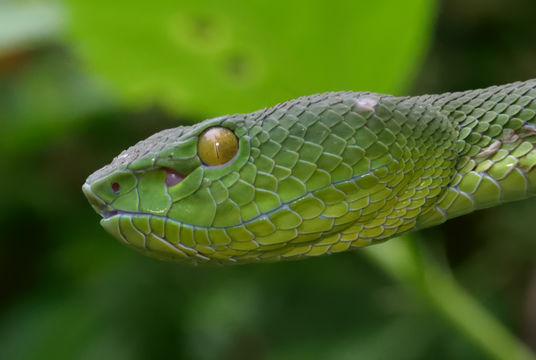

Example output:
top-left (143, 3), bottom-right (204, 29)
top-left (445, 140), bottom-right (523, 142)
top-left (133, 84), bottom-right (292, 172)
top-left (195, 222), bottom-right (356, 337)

top-left (83, 79), bottom-right (536, 264)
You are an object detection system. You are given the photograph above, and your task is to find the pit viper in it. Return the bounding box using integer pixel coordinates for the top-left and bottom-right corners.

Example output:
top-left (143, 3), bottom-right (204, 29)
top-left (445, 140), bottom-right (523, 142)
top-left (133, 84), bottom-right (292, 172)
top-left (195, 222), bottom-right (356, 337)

top-left (83, 79), bottom-right (536, 264)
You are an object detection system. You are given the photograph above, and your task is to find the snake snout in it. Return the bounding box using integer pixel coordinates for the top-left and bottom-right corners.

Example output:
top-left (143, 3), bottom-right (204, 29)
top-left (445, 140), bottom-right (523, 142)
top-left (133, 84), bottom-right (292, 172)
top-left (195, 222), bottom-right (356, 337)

top-left (82, 182), bottom-right (110, 218)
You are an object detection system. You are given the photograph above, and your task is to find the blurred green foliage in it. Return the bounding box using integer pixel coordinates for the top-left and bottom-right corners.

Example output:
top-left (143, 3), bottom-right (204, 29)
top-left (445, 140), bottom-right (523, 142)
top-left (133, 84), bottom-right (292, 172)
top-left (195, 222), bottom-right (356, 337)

top-left (0, 0), bottom-right (535, 359)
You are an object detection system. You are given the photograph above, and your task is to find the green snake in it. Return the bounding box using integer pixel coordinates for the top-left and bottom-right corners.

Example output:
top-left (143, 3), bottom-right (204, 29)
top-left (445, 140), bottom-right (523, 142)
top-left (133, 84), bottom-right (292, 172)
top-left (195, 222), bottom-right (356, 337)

top-left (83, 79), bottom-right (536, 264)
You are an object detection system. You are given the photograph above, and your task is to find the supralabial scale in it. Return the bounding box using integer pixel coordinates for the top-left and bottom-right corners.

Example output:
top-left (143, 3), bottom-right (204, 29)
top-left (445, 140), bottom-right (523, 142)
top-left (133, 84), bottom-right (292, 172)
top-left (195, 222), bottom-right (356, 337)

top-left (83, 79), bottom-right (536, 265)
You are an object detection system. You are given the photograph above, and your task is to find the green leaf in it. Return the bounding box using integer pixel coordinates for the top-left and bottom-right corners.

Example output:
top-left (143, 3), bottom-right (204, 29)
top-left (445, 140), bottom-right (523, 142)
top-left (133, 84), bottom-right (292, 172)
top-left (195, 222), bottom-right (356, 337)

top-left (65, 0), bottom-right (435, 117)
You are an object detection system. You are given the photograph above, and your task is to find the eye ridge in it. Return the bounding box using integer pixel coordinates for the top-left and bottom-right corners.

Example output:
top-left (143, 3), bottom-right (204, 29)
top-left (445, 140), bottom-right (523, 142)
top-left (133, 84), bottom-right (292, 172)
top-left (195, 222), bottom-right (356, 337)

top-left (198, 127), bottom-right (238, 166)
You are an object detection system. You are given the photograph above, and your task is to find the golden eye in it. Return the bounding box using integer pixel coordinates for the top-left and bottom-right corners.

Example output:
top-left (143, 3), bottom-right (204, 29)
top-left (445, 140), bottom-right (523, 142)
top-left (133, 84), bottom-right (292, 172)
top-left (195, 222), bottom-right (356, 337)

top-left (198, 127), bottom-right (238, 166)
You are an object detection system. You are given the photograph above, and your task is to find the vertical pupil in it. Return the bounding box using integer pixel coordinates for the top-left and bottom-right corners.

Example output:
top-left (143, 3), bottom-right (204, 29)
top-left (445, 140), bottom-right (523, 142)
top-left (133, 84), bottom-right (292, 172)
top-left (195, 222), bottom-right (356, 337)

top-left (111, 182), bottom-right (120, 193)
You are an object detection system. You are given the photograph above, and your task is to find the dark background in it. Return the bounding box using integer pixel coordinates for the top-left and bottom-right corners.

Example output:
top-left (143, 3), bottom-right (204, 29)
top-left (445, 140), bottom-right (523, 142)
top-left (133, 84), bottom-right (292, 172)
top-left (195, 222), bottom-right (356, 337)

top-left (1, 1), bottom-right (535, 359)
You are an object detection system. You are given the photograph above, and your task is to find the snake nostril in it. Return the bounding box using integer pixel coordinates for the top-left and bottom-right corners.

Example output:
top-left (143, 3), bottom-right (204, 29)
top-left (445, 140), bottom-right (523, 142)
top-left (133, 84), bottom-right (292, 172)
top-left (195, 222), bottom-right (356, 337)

top-left (165, 168), bottom-right (185, 187)
top-left (111, 182), bottom-right (120, 193)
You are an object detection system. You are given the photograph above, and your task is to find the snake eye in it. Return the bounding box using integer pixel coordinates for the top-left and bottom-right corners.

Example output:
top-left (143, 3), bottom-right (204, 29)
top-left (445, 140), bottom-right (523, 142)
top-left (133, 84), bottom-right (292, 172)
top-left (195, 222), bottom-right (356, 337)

top-left (198, 127), bottom-right (238, 166)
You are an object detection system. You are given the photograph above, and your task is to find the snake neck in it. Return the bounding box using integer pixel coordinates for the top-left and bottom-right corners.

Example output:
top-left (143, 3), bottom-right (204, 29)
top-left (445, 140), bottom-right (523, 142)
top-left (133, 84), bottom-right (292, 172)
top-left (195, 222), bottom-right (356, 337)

top-left (416, 79), bottom-right (536, 228)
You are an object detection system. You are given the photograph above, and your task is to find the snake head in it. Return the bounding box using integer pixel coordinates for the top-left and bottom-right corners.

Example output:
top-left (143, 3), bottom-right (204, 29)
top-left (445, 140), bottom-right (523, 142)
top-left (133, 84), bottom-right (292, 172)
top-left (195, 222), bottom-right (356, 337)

top-left (82, 114), bottom-right (255, 264)
top-left (83, 92), bottom-right (457, 264)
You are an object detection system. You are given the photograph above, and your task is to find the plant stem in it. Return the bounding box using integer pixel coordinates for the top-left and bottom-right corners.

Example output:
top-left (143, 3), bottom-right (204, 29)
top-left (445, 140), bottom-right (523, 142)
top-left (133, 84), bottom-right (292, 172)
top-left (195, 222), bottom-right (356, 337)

top-left (363, 236), bottom-right (536, 360)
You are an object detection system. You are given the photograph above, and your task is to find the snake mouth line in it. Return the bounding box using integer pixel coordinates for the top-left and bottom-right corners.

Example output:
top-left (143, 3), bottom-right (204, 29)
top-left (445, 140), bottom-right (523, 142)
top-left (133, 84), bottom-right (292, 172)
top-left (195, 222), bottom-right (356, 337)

top-left (100, 209), bottom-right (159, 220)
top-left (101, 209), bottom-right (119, 218)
